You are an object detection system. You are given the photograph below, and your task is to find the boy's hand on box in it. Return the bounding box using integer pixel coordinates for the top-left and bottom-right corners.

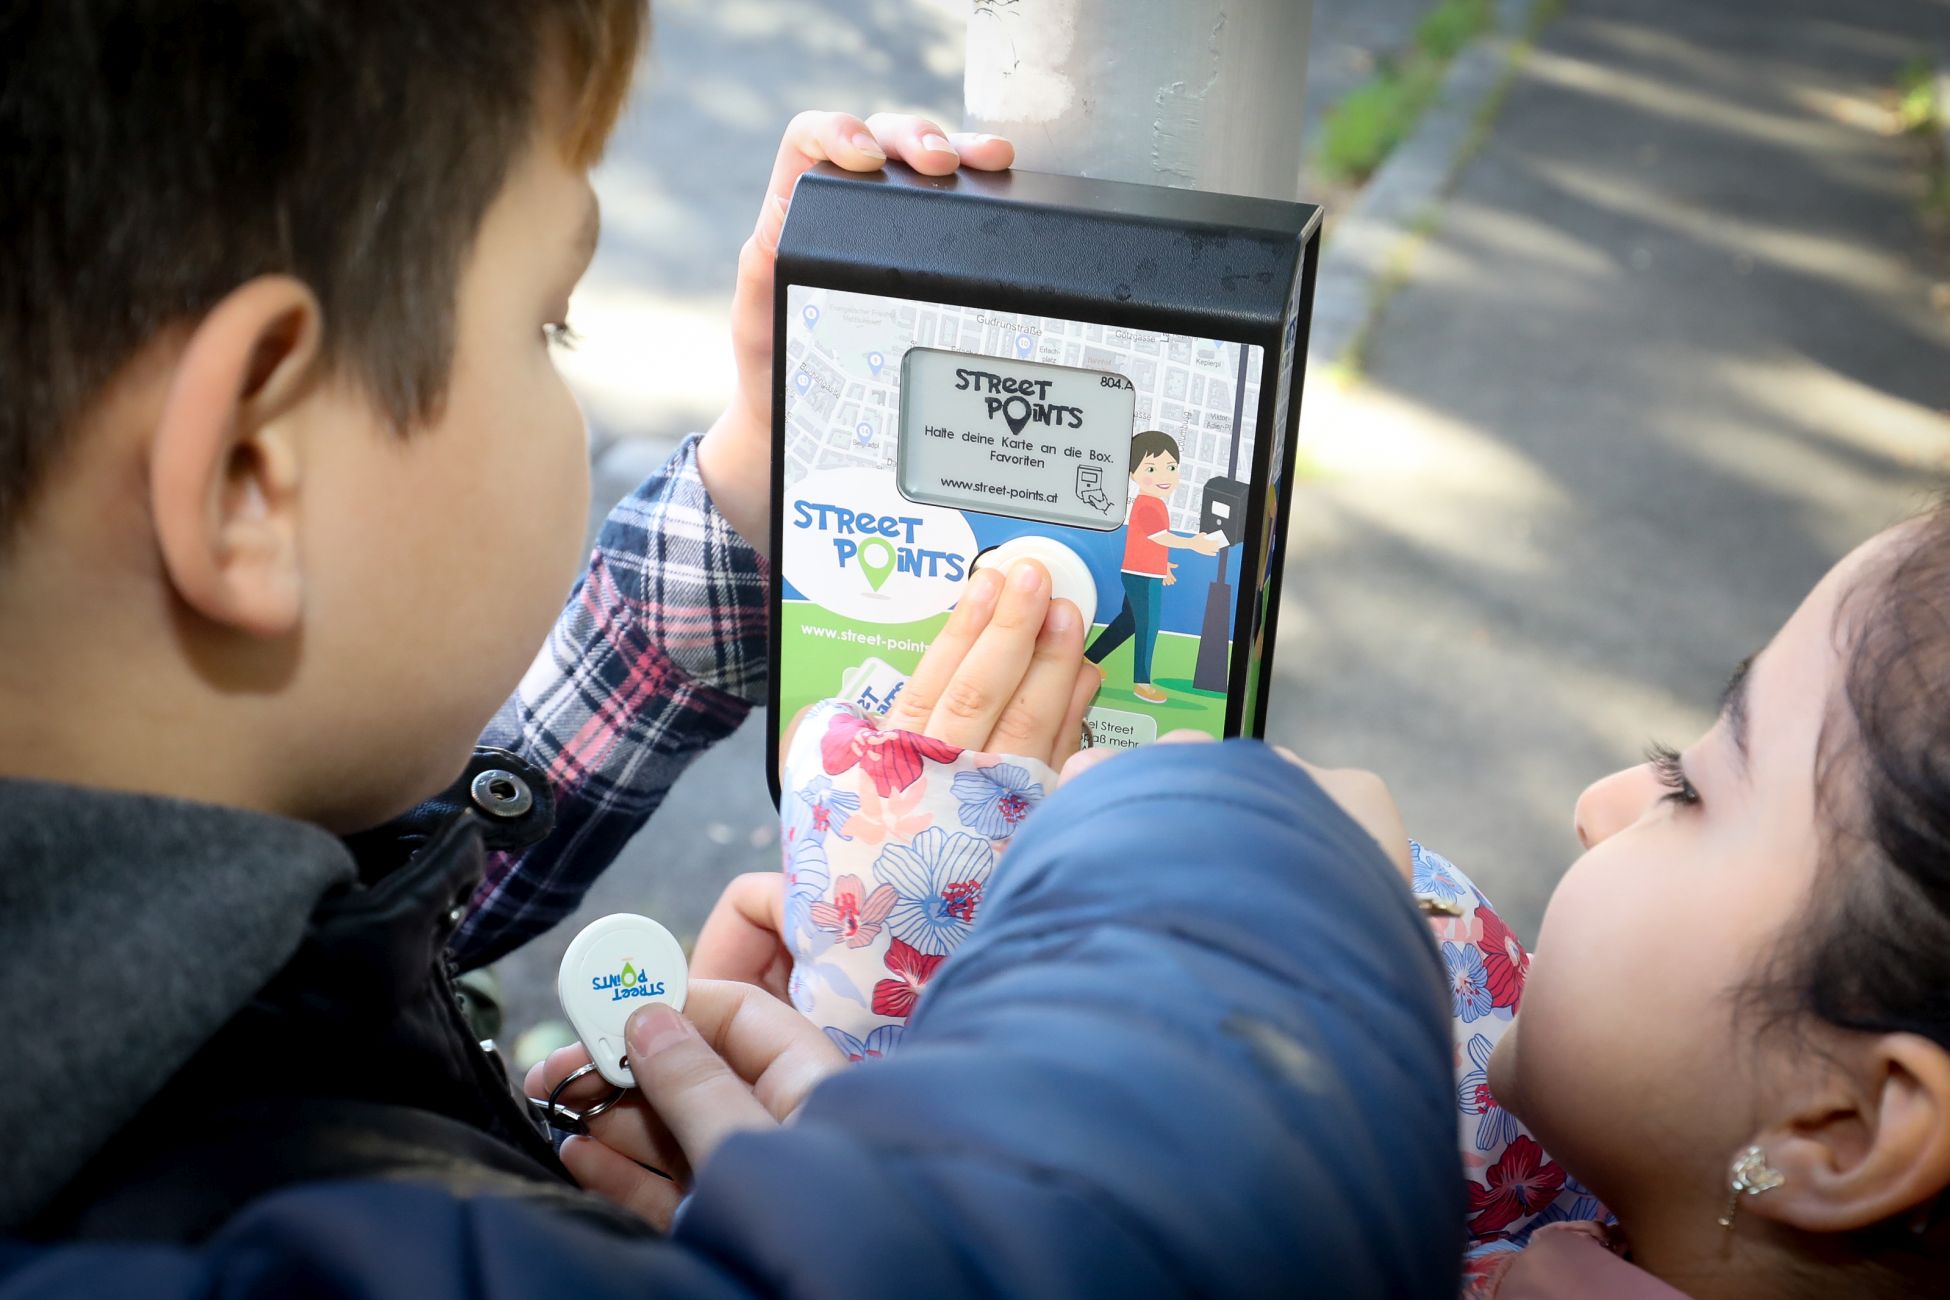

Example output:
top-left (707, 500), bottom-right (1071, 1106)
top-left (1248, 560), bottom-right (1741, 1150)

top-left (525, 980), bottom-right (846, 1230)
top-left (697, 111), bottom-right (1015, 556)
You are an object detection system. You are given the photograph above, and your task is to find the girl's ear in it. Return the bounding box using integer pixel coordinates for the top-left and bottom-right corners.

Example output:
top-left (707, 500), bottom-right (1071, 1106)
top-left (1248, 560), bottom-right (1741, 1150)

top-left (150, 276), bottom-right (322, 638)
top-left (1749, 1033), bottom-right (1950, 1234)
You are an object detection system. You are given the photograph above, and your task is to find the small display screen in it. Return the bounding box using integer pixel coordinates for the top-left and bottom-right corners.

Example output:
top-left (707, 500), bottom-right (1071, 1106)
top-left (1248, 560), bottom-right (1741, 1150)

top-left (897, 347), bottom-right (1134, 531)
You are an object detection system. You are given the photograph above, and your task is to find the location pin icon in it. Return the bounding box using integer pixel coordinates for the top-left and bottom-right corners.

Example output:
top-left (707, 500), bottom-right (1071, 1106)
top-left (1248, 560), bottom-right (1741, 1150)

top-left (1015, 332), bottom-right (1034, 358)
top-left (858, 538), bottom-right (896, 592)
top-left (1002, 399), bottom-right (1032, 436)
top-left (867, 351), bottom-right (884, 377)
top-left (803, 304), bottom-right (820, 329)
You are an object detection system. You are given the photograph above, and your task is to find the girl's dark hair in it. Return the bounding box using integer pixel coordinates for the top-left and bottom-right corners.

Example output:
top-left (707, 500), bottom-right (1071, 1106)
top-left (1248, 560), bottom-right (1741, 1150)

top-left (1783, 504), bottom-right (1950, 1050)
top-left (1749, 504), bottom-right (1950, 1294)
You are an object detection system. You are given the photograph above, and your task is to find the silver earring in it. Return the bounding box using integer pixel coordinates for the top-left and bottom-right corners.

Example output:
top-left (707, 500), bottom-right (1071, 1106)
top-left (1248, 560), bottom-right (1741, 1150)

top-left (1716, 1144), bottom-right (1786, 1230)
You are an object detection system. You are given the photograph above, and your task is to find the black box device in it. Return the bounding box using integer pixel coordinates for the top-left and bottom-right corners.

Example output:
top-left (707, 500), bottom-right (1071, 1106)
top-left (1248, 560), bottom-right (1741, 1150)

top-left (769, 161), bottom-right (1320, 795)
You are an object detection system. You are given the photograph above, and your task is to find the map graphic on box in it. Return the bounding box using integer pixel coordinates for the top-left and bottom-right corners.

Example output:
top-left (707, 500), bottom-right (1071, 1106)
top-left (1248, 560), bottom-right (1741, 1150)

top-left (778, 284), bottom-right (1265, 749)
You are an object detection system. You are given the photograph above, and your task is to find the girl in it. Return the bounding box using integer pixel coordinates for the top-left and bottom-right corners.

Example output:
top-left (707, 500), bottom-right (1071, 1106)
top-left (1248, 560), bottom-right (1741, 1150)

top-left (1449, 502), bottom-right (1950, 1297)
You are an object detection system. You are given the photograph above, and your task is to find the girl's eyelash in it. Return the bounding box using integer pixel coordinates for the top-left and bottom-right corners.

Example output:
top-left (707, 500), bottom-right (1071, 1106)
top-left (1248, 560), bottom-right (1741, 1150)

top-left (1646, 742), bottom-right (1700, 807)
top-left (544, 321), bottom-right (580, 351)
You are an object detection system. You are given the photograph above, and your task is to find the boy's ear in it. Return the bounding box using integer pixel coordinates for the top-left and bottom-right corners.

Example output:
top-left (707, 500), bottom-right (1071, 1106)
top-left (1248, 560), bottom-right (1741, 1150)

top-left (151, 275), bottom-right (322, 638)
top-left (1749, 1033), bottom-right (1950, 1234)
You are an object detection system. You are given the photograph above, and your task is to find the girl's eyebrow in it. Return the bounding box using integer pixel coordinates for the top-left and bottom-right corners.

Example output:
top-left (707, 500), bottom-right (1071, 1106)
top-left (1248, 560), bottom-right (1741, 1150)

top-left (1720, 654), bottom-right (1755, 774)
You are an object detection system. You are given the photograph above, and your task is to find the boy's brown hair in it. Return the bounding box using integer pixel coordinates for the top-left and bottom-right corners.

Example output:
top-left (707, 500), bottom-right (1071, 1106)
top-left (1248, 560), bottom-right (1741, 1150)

top-left (0, 0), bottom-right (645, 545)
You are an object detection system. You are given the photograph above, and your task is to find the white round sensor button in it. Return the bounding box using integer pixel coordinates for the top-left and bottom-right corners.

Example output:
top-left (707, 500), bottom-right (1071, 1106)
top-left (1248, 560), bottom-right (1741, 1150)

top-left (972, 537), bottom-right (1099, 624)
top-left (556, 913), bottom-right (689, 1089)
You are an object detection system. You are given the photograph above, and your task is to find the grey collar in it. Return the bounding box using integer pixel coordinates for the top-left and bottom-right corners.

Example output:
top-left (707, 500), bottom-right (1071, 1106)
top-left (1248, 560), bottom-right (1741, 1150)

top-left (0, 779), bottom-right (355, 1231)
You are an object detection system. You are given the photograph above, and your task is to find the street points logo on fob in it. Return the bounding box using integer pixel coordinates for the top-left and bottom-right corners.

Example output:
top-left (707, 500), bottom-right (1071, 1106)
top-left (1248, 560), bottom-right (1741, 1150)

top-left (784, 466), bottom-right (976, 622)
top-left (592, 961), bottom-right (666, 1001)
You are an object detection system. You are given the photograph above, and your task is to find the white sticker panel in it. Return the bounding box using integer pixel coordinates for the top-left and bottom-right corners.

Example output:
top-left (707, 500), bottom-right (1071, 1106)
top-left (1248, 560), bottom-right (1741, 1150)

top-left (783, 465), bottom-right (978, 624)
top-left (897, 347), bottom-right (1134, 530)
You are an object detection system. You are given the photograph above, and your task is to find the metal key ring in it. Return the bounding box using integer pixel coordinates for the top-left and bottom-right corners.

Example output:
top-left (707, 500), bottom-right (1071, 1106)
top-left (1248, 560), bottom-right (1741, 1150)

top-left (533, 1059), bottom-right (628, 1136)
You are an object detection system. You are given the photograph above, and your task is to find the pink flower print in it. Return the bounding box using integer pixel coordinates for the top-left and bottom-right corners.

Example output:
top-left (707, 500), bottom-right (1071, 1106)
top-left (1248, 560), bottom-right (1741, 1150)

top-left (1477, 903), bottom-right (1529, 1012)
top-left (871, 937), bottom-right (945, 1019)
top-left (821, 711), bottom-right (963, 797)
top-left (808, 874), bottom-right (898, 949)
top-left (1467, 1136), bottom-right (1566, 1234)
top-left (846, 777), bottom-right (934, 847)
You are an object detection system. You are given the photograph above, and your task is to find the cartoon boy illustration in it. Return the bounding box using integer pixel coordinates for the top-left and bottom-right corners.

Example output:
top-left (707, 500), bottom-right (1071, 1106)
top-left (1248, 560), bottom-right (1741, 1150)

top-left (1085, 431), bottom-right (1226, 703)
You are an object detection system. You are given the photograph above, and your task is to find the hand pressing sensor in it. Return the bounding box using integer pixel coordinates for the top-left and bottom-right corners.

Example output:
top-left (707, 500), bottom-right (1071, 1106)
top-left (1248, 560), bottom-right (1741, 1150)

top-left (831, 541), bottom-right (1095, 726)
top-left (531, 913), bottom-right (688, 1135)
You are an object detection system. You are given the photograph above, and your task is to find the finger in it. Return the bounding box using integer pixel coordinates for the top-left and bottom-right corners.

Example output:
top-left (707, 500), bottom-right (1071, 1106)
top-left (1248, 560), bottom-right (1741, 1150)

top-left (926, 559), bottom-right (1051, 748)
top-left (583, 1093), bottom-right (691, 1187)
top-left (679, 980), bottom-right (849, 1122)
top-left (883, 566), bottom-right (1003, 733)
top-left (765, 110), bottom-right (884, 208)
top-left (529, 1045), bottom-right (690, 1180)
top-left (985, 597), bottom-right (1087, 764)
top-left (559, 1135), bottom-right (683, 1230)
top-left (1048, 660), bottom-right (1103, 769)
top-left (864, 111), bottom-right (962, 176)
top-left (528, 1044), bottom-right (606, 1108)
top-left (524, 1049), bottom-right (571, 1101)
top-left (624, 1002), bottom-right (778, 1170)
top-left (1059, 745), bottom-right (1119, 787)
top-left (692, 872), bottom-right (790, 997)
top-left (945, 131), bottom-right (1015, 171)
top-left (742, 111), bottom-right (888, 279)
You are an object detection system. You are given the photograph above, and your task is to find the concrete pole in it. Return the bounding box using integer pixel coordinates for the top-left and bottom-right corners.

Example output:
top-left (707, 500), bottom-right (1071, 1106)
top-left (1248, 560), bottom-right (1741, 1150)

top-left (962, 0), bottom-right (1314, 699)
top-left (961, 0), bottom-right (1314, 201)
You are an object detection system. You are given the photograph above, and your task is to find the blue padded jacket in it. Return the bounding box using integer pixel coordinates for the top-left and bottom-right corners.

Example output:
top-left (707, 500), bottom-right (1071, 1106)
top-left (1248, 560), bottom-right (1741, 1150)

top-left (0, 742), bottom-right (1461, 1298)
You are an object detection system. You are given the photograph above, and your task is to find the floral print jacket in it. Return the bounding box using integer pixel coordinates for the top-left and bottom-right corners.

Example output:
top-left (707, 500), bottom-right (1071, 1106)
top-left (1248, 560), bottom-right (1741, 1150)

top-left (779, 700), bottom-right (1059, 1062)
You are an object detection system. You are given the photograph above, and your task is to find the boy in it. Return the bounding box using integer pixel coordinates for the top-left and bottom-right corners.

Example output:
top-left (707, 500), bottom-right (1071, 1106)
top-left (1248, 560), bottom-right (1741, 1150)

top-left (0, 5), bottom-right (1458, 1294)
top-left (1084, 431), bottom-right (1226, 703)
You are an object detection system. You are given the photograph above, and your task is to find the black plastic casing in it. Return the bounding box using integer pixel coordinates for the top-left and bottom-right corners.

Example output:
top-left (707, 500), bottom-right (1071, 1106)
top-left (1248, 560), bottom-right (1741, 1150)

top-left (768, 162), bottom-right (1322, 799)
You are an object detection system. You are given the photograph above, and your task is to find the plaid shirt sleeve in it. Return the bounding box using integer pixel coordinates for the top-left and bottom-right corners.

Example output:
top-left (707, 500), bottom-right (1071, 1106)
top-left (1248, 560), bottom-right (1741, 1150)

top-left (450, 435), bottom-right (768, 970)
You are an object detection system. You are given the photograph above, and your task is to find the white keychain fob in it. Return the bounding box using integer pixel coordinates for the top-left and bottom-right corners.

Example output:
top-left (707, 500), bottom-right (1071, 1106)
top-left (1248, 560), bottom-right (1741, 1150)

top-left (556, 913), bottom-right (689, 1089)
